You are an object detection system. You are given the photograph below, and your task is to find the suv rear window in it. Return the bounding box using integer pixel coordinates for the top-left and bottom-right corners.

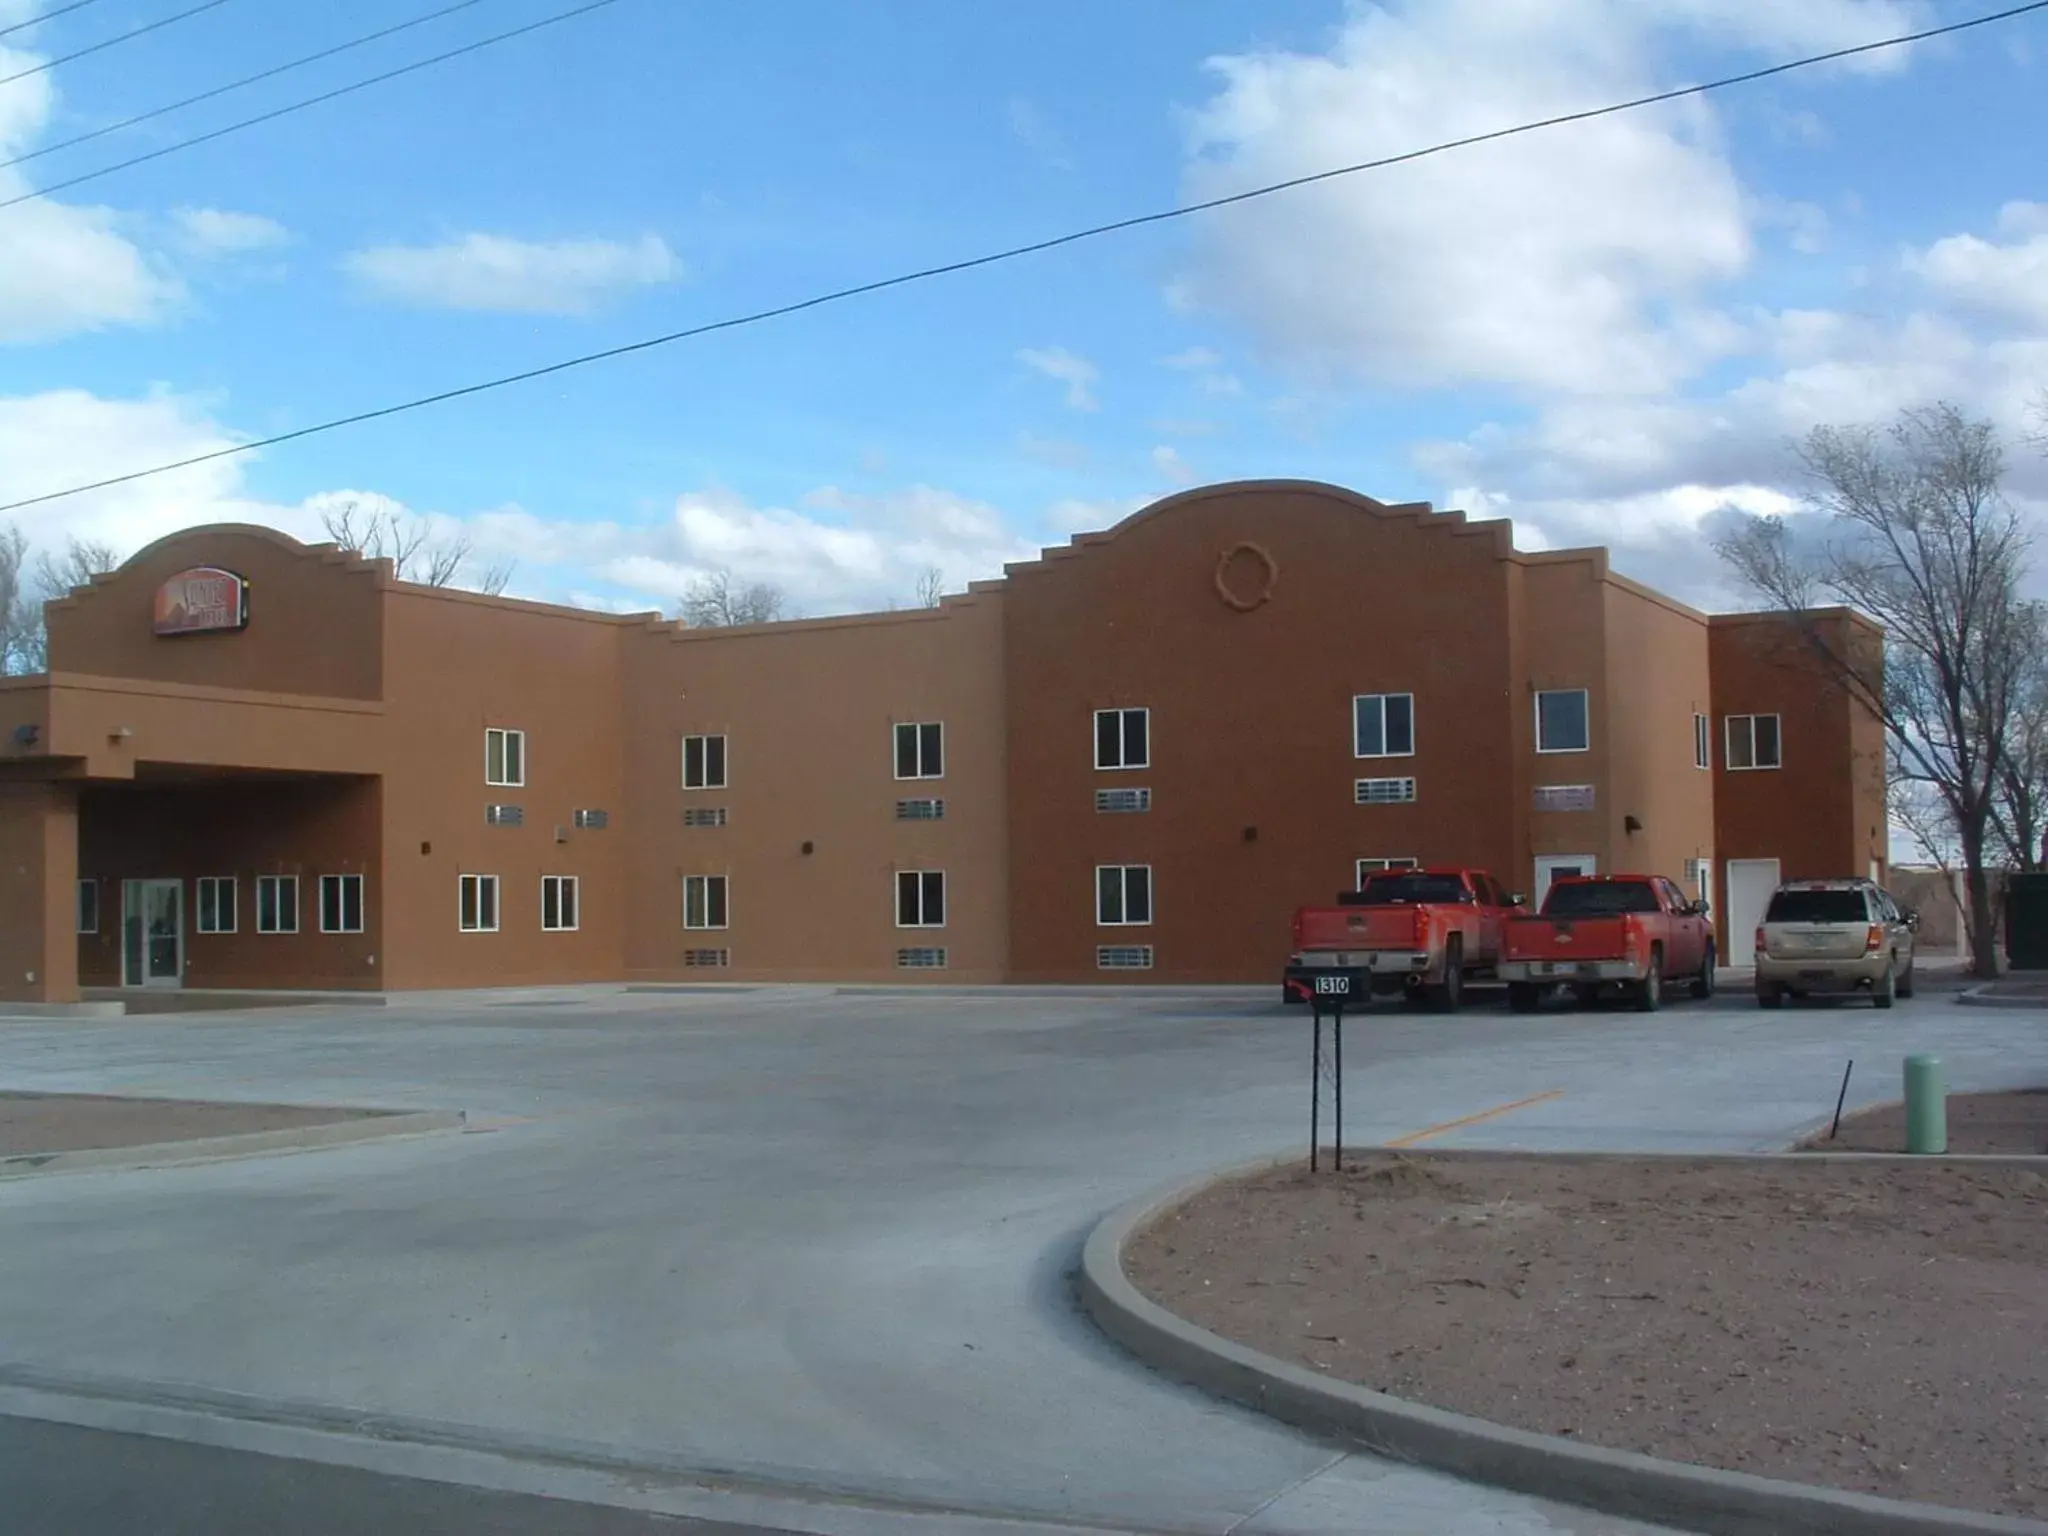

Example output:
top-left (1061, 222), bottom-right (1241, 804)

top-left (1343, 874), bottom-right (1471, 905)
top-left (1765, 888), bottom-right (1869, 923)
top-left (1543, 881), bottom-right (1660, 916)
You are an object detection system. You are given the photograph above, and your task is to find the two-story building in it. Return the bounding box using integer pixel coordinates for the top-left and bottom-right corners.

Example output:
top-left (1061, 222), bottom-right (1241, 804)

top-left (0, 480), bottom-right (1884, 1002)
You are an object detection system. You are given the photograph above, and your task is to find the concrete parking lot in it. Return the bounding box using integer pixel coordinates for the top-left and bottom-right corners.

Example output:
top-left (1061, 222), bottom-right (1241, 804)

top-left (1, 982), bottom-right (2040, 1535)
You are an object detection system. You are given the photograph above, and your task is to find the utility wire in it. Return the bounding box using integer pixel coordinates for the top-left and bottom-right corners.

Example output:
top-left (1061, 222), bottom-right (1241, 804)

top-left (0, 0), bottom-right (233, 88)
top-left (1, 0), bottom-right (498, 174)
top-left (0, 0), bottom-right (623, 211)
top-left (4, 0), bottom-right (2044, 517)
top-left (0, 0), bottom-right (110, 44)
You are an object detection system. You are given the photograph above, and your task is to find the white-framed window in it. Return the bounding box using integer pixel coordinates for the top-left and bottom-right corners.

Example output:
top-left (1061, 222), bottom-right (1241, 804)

top-left (485, 727), bottom-right (525, 787)
top-left (1693, 713), bottom-right (1711, 770)
top-left (1353, 693), bottom-right (1415, 758)
top-left (683, 734), bottom-right (728, 790)
top-left (77, 879), bottom-right (99, 935)
top-left (458, 874), bottom-right (499, 933)
top-left (1096, 864), bottom-right (1153, 926)
top-left (1356, 857), bottom-right (1420, 887)
top-left (542, 874), bottom-right (579, 932)
top-left (257, 875), bottom-right (299, 934)
top-left (894, 721), bottom-right (944, 780)
top-left (1535, 689), bottom-right (1590, 754)
top-left (1094, 707), bottom-right (1150, 770)
top-left (684, 874), bottom-right (728, 930)
top-left (319, 874), bottom-right (364, 934)
top-left (1725, 713), bottom-right (1782, 771)
top-left (895, 870), bottom-right (946, 928)
top-left (195, 876), bottom-right (237, 934)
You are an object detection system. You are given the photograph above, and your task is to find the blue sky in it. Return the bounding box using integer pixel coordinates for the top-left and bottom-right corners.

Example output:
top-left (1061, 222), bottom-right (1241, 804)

top-left (1, 0), bottom-right (2045, 614)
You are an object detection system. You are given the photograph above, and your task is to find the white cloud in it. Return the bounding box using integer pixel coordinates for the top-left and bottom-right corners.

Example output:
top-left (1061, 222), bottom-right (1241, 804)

top-left (0, 41), bottom-right (179, 343)
top-left (1151, 445), bottom-right (1195, 486)
top-left (1016, 346), bottom-right (1099, 410)
top-left (171, 207), bottom-right (289, 256)
top-left (344, 233), bottom-right (684, 315)
top-left (1173, 0), bottom-right (1923, 396)
top-left (1160, 346), bottom-right (1221, 371)
top-left (1905, 201), bottom-right (2048, 329)
top-left (1006, 96), bottom-right (1070, 168)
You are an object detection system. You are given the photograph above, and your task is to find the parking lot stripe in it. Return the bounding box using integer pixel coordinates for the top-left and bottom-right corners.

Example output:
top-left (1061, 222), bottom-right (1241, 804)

top-left (1383, 1090), bottom-right (1563, 1147)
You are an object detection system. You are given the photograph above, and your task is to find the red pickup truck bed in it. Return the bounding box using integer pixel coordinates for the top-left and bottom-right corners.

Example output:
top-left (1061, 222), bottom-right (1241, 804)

top-left (1284, 868), bottom-right (1521, 1012)
top-left (1499, 874), bottom-right (1715, 1012)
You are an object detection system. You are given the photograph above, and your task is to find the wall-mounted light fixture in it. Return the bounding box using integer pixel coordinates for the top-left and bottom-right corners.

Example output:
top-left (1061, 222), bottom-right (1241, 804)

top-left (1624, 814), bottom-right (1643, 834)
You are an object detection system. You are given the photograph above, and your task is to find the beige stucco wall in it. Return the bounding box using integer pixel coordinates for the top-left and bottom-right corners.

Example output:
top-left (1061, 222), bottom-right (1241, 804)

top-left (1603, 580), bottom-right (1716, 897)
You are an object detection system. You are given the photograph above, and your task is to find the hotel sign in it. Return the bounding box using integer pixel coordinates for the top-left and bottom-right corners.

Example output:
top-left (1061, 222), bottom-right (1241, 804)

top-left (153, 566), bottom-right (250, 637)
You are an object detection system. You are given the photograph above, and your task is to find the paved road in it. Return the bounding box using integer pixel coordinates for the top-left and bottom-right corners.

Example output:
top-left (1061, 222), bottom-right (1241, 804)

top-left (1, 982), bottom-right (2039, 1535)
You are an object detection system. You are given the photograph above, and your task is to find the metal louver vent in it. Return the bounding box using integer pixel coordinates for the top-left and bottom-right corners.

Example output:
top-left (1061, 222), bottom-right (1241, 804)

top-left (683, 806), bottom-right (729, 828)
top-left (1096, 945), bottom-right (1155, 970)
top-left (485, 804), bottom-right (524, 826)
top-left (1533, 784), bottom-right (1596, 813)
top-left (683, 948), bottom-right (729, 967)
top-left (895, 947), bottom-right (948, 969)
top-left (1095, 786), bottom-right (1152, 814)
top-left (895, 798), bottom-right (946, 821)
top-left (572, 808), bottom-right (609, 830)
top-left (1354, 777), bottom-right (1417, 805)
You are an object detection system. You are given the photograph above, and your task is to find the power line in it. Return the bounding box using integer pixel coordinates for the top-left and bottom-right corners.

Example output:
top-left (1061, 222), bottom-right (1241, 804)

top-left (0, 0), bottom-right (233, 89)
top-left (5, 0), bottom-right (2045, 517)
top-left (0, 0), bottom-right (110, 44)
top-left (0, 0), bottom-right (623, 211)
top-left (2, 0), bottom-right (498, 174)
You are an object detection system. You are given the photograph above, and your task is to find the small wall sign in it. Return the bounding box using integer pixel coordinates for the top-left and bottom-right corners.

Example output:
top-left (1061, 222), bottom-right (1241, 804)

top-left (153, 567), bottom-right (250, 636)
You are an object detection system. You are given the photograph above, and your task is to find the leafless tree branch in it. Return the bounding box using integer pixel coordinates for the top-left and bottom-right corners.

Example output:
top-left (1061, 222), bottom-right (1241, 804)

top-left (679, 569), bottom-right (786, 627)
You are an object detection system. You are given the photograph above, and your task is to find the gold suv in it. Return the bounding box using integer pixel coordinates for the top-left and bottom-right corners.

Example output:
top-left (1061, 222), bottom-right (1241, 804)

top-left (1755, 879), bottom-right (1918, 1008)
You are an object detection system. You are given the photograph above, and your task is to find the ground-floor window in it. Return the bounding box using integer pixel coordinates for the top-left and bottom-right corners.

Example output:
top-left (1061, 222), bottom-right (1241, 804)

top-left (459, 874), bottom-right (499, 933)
top-left (77, 879), bottom-right (99, 935)
top-left (320, 873), bottom-right (365, 934)
top-left (257, 875), bottom-right (300, 934)
top-left (684, 874), bottom-right (728, 930)
top-left (542, 874), bottom-right (579, 931)
top-left (1097, 864), bottom-right (1153, 926)
top-left (195, 876), bottom-right (237, 934)
top-left (895, 870), bottom-right (946, 927)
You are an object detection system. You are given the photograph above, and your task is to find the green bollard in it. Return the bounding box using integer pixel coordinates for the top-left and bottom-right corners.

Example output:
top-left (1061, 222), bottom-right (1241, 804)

top-left (1904, 1054), bottom-right (1947, 1155)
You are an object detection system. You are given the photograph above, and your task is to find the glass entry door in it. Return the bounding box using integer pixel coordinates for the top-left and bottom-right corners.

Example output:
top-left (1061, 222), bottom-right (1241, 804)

top-left (121, 879), bottom-right (184, 988)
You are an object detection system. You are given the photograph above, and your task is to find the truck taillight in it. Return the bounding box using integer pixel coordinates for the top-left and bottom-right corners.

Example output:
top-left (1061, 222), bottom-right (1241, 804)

top-left (1754, 926), bottom-right (1767, 954)
top-left (1865, 923), bottom-right (1884, 954)
top-left (1412, 908), bottom-right (1429, 945)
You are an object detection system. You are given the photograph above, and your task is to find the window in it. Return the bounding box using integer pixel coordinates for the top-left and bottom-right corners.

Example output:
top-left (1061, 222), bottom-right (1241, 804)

top-left (1764, 887), bottom-right (1869, 924)
top-left (257, 875), bottom-right (299, 934)
top-left (1096, 864), bottom-right (1153, 926)
top-left (684, 874), bottom-right (728, 930)
top-left (1094, 707), bottom-right (1150, 770)
top-left (683, 734), bottom-right (728, 790)
top-left (319, 874), bottom-right (364, 934)
top-left (1354, 777), bottom-right (1418, 804)
top-left (195, 877), bottom-right (237, 934)
top-left (896, 870), bottom-right (946, 927)
top-left (894, 721), bottom-right (944, 780)
top-left (485, 727), bottom-right (525, 787)
top-left (1535, 689), bottom-right (1590, 754)
top-left (1356, 857), bottom-right (1420, 886)
top-left (1725, 713), bottom-right (1782, 770)
top-left (459, 874), bottom-right (500, 933)
top-left (77, 879), bottom-right (99, 936)
top-left (1693, 713), bottom-right (1711, 770)
top-left (1353, 693), bottom-right (1415, 758)
top-left (541, 875), bottom-right (579, 931)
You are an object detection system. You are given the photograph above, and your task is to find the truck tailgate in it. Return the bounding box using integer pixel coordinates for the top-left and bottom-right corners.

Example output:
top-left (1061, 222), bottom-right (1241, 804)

top-left (1504, 915), bottom-right (1633, 962)
top-left (1297, 906), bottom-right (1424, 952)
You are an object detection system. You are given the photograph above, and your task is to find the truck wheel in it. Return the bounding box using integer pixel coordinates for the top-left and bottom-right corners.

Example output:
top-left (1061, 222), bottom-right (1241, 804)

top-left (1690, 943), bottom-right (1716, 1000)
top-left (1757, 987), bottom-right (1783, 1009)
top-left (1632, 948), bottom-right (1663, 1013)
top-left (1872, 961), bottom-right (1897, 1010)
top-left (1897, 958), bottom-right (1916, 999)
top-left (1507, 982), bottom-right (1539, 1014)
top-left (1428, 939), bottom-right (1464, 1013)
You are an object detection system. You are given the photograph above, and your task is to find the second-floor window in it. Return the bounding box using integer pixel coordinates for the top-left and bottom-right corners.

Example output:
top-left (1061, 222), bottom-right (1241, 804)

top-left (1353, 693), bottom-right (1415, 758)
top-left (894, 721), bottom-right (944, 780)
top-left (1095, 707), bottom-right (1149, 770)
top-left (895, 870), bottom-right (946, 927)
top-left (683, 734), bottom-right (728, 790)
top-left (486, 727), bottom-right (525, 787)
top-left (459, 874), bottom-right (499, 933)
top-left (1694, 713), bottom-right (1711, 770)
top-left (1535, 689), bottom-right (1590, 754)
top-left (1726, 713), bottom-right (1782, 770)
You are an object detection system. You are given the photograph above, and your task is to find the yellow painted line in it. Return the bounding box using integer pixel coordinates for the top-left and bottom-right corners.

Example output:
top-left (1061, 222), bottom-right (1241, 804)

top-left (1383, 1089), bottom-right (1563, 1148)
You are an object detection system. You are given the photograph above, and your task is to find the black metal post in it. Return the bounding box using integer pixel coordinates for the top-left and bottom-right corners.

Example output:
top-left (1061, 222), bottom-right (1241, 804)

top-left (1333, 998), bottom-right (1344, 1170)
top-left (1309, 1002), bottom-right (1322, 1171)
top-left (1829, 1058), bottom-right (1854, 1140)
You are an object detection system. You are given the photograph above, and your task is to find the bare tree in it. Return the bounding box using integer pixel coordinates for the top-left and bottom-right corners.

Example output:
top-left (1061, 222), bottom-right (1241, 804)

top-left (321, 500), bottom-right (512, 596)
top-left (0, 531), bottom-right (121, 674)
top-left (0, 524), bottom-right (28, 675)
top-left (679, 569), bottom-right (786, 628)
top-left (914, 565), bottom-right (945, 609)
top-left (1714, 403), bottom-right (2035, 976)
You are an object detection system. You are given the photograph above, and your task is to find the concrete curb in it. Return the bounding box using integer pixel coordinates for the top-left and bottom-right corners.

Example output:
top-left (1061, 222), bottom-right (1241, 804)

top-left (0, 1001), bottom-right (126, 1019)
top-left (1957, 984), bottom-right (2048, 1010)
top-left (0, 1109), bottom-right (466, 1179)
top-left (1077, 1155), bottom-right (2048, 1536)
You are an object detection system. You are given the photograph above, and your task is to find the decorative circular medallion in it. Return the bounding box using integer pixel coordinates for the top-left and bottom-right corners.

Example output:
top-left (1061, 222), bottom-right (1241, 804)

top-left (1213, 541), bottom-right (1279, 612)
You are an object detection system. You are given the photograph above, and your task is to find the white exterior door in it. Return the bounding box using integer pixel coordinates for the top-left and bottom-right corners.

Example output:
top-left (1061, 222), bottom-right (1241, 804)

top-left (1533, 854), bottom-right (1596, 909)
top-left (1725, 859), bottom-right (1781, 960)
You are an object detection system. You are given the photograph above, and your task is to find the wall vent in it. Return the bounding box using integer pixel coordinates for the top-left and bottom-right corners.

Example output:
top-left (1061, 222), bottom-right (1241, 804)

top-left (572, 808), bottom-right (609, 830)
top-left (894, 798), bottom-right (945, 821)
top-left (1533, 784), bottom-right (1596, 813)
top-left (1097, 945), bottom-right (1155, 970)
top-left (1353, 777), bottom-right (1417, 805)
top-left (683, 948), bottom-right (729, 968)
top-left (895, 946), bottom-right (948, 969)
top-left (1095, 786), bottom-right (1152, 814)
top-left (683, 806), bottom-right (729, 828)
top-left (485, 804), bottom-right (524, 827)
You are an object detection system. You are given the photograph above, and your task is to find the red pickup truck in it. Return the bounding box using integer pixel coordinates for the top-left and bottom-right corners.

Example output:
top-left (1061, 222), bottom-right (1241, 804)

top-left (1498, 874), bottom-right (1715, 1012)
top-left (1284, 868), bottom-right (1524, 1012)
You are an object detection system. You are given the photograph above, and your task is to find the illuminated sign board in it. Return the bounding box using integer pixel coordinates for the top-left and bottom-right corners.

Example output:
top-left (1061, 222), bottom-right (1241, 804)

top-left (152, 567), bottom-right (250, 637)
